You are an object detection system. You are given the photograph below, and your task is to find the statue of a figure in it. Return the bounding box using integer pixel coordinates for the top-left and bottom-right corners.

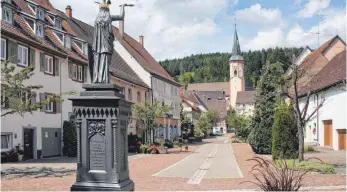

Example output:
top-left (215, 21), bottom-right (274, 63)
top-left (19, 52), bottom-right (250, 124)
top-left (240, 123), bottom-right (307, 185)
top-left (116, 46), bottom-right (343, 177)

top-left (92, 0), bottom-right (133, 83)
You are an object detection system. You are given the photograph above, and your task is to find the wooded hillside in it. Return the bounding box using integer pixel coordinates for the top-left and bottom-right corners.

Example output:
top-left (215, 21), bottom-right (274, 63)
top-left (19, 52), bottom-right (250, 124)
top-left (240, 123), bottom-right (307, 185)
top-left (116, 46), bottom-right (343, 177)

top-left (159, 47), bottom-right (302, 88)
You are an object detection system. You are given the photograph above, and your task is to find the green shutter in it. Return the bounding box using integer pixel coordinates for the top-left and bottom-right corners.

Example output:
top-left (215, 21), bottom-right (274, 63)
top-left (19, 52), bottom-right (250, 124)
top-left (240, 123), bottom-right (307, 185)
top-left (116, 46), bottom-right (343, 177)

top-left (29, 48), bottom-right (35, 69)
top-left (7, 40), bottom-right (17, 64)
top-left (39, 93), bottom-right (45, 112)
top-left (68, 61), bottom-right (73, 79)
top-left (40, 53), bottom-right (45, 72)
top-left (83, 66), bottom-right (87, 83)
top-left (54, 57), bottom-right (59, 76)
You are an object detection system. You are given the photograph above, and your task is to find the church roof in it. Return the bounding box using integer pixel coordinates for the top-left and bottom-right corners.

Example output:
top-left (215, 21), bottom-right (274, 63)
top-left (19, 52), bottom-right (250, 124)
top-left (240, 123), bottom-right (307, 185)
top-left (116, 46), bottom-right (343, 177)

top-left (229, 27), bottom-right (244, 61)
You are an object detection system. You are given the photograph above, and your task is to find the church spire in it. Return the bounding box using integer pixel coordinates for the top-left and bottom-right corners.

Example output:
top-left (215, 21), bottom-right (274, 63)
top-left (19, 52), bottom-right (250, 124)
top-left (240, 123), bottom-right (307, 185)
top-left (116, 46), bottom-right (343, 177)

top-left (229, 20), bottom-right (244, 61)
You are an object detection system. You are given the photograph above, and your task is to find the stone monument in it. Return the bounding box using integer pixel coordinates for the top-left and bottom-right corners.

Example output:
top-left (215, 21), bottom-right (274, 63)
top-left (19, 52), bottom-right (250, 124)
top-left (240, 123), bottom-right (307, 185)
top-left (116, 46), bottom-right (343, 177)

top-left (70, 1), bottom-right (134, 191)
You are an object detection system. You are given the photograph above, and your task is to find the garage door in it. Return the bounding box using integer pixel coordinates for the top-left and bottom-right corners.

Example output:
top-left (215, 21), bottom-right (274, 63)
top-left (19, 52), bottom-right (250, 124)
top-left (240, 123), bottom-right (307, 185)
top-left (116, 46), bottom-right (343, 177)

top-left (42, 128), bottom-right (61, 158)
top-left (337, 129), bottom-right (346, 150)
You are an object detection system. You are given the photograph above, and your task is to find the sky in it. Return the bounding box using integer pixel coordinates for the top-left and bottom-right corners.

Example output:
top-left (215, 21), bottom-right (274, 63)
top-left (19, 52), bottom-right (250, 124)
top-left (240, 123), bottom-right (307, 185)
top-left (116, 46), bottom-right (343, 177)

top-left (51, 0), bottom-right (346, 61)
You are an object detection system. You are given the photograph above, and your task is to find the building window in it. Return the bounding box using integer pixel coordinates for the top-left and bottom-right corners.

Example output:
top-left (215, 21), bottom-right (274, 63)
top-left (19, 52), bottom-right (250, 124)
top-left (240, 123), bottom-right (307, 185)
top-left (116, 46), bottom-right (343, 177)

top-left (24, 17), bottom-right (35, 31)
top-left (75, 41), bottom-right (87, 55)
top-left (128, 88), bottom-right (132, 101)
top-left (55, 19), bottom-right (61, 29)
top-left (37, 9), bottom-right (44, 20)
top-left (37, 23), bottom-right (43, 37)
top-left (2, 7), bottom-right (12, 24)
top-left (28, 4), bottom-right (36, 14)
top-left (17, 45), bottom-right (28, 67)
top-left (153, 79), bottom-right (157, 89)
top-left (72, 64), bottom-right (77, 80)
top-left (163, 82), bottom-right (166, 93)
top-left (45, 94), bottom-right (53, 112)
top-left (137, 92), bottom-right (141, 102)
top-left (44, 55), bottom-right (54, 74)
top-left (78, 66), bottom-right (83, 81)
top-left (54, 32), bottom-right (64, 43)
top-left (1, 133), bottom-right (12, 151)
top-left (48, 15), bottom-right (55, 23)
top-left (20, 90), bottom-right (31, 105)
top-left (64, 36), bottom-right (71, 50)
top-left (1, 39), bottom-right (6, 60)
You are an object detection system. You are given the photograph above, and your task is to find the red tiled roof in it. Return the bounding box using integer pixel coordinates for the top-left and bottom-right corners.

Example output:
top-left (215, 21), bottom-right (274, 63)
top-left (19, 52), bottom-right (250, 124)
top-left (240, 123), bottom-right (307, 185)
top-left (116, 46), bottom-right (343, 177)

top-left (34, 0), bottom-right (55, 12)
top-left (236, 91), bottom-right (255, 104)
top-left (299, 50), bottom-right (346, 95)
top-left (45, 29), bottom-right (87, 64)
top-left (187, 82), bottom-right (230, 96)
top-left (112, 27), bottom-right (177, 84)
top-left (13, 0), bottom-right (35, 16)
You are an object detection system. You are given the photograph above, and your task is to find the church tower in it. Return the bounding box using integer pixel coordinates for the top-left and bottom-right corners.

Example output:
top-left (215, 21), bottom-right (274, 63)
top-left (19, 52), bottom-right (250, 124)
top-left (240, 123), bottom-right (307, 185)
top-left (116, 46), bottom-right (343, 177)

top-left (229, 24), bottom-right (245, 109)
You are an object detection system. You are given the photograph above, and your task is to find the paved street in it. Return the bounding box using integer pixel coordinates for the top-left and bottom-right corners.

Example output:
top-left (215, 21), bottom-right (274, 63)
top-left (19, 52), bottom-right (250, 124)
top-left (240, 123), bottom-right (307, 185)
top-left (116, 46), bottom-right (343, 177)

top-left (1, 137), bottom-right (346, 191)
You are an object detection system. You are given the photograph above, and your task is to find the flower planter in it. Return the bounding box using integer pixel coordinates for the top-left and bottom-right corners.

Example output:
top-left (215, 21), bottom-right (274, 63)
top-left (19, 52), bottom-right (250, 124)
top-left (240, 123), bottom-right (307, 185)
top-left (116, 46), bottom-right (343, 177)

top-left (18, 154), bottom-right (24, 161)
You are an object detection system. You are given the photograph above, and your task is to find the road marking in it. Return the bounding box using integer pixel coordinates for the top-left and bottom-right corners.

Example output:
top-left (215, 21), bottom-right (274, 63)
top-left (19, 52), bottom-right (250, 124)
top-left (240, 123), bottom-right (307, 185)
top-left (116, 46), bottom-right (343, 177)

top-left (187, 144), bottom-right (219, 184)
top-left (152, 144), bottom-right (204, 176)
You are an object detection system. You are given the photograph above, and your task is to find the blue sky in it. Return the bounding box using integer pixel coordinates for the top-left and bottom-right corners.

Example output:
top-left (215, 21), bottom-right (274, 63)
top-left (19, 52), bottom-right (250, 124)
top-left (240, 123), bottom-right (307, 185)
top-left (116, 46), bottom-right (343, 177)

top-left (52, 0), bottom-right (346, 60)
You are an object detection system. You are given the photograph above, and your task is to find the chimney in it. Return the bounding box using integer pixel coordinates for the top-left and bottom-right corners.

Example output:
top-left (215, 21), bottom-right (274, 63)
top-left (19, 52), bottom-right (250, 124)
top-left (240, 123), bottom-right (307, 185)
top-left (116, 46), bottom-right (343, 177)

top-left (139, 35), bottom-right (144, 47)
top-left (119, 20), bottom-right (124, 37)
top-left (65, 5), bottom-right (72, 18)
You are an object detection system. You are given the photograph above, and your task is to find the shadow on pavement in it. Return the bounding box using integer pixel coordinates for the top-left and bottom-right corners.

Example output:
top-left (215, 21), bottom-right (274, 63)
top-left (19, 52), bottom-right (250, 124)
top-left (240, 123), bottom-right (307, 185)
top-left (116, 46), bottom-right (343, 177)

top-left (1, 167), bottom-right (75, 180)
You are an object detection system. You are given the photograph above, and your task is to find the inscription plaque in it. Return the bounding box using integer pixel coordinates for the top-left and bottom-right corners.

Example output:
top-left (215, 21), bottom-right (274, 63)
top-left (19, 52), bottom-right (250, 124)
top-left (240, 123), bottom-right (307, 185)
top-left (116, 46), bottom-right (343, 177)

top-left (89, 134), bottom-right (106, 170)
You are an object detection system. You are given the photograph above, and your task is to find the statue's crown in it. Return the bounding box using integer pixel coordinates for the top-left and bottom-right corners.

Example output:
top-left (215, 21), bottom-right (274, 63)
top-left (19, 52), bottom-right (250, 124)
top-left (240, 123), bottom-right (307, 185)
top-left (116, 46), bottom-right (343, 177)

top-left (100, 3), bottom-right (109, 8)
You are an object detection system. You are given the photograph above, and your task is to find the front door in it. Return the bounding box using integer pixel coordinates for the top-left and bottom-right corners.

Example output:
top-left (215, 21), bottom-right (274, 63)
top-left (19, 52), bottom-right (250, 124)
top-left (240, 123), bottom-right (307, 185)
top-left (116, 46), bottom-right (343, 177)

top-left (23, 129), bottom-right (34, 160)
top-left (338, 129), bottom-right (346, 150)
top-left (324, 120), bottom-right (333, 147)
top-left (42, 128), bottom-right (61, 158)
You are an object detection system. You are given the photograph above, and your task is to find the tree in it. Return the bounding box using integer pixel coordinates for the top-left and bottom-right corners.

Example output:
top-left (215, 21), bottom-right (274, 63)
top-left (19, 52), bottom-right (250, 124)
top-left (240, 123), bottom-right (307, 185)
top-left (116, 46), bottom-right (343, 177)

top-left (227, 109), bottom-right (250, 138)
top-left (248, 62), bottom-right (284, 154)
top-left (180, 102), bottom-right (190, 134)
top-left (132, 100), bottom-right (172, 144)
top-left (272, 99), bottom-right (298, 160)
top-left (63, 120), bottom-right (77, 157)
top-left (205, 110), bottom-right (219, 127)
top-left (1, 60), bottom-right (75, 117)
top-left (195, 116), bottom-right (211, 137)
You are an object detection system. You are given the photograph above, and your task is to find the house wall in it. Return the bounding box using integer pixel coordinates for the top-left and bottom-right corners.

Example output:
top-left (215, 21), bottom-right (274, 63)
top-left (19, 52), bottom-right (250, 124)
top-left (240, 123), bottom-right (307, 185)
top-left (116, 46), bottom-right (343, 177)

top-left (1, 36), bottom-right (86, 158)
top-left (110, 76), bottom-right (148, 135)
top-left (300, 84), bottom-right (346, 150)
top-left (323, 38), bottom-right (346, 61)
top-left (230, 61), bottom-right (245, 108)
top-left (236, 103), bottom-right (254, 117)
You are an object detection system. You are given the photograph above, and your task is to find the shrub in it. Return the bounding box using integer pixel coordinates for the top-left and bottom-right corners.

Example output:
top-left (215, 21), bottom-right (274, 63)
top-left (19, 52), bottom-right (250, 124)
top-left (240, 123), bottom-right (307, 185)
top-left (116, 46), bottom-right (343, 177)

top-left (276, 159), bottom-right (335, 174)
top-left (139, 144), bottom-right (148, 153)
top-left (63, 121), bottom-right (77, 157)
top-left (272, 100), bottom-right (298, 160)
top-left (304, 145), bottom-right (315, 152)
top-left (242, 156), bottom-right (310, 191)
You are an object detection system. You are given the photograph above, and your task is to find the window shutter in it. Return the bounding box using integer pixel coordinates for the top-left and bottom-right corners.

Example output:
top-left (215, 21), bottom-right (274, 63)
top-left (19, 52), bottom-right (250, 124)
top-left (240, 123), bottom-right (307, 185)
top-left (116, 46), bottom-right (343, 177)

top-left (40, 53), bottom-right (45, 72)
top-left (56, 96), bottom-right (61, 113)
top-left (29, 48), bottom-right (35, 69)
top-left (7, 40), bottom-right (17, 64)
top-left (39, 93), bottom-right (45, 112)
top-left (54, 57), bottom-right (59, 76)
top-left (83, 66), bottom-right (87, 83)
top-left (30, 91), bottom-right (36, 105)
top-left (68, 61), bottom-right (73, 79)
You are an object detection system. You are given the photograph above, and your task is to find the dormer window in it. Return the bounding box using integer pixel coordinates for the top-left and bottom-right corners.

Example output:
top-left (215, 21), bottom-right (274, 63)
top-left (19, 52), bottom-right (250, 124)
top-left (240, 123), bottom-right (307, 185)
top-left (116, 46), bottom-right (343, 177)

top-left (48, 15), bottom-right (55, 23)
top-left (37, 23), bottom-right (44, 37)
top-left (75, 41), bottom-right (88, 55)
top-left (2, 7), bottom-right (12, 24)
top-left (3, 0), bottom-right (12, 4)
top-left (64, 36), bottom-right (71, 50)
top-left (54, 32), bottom-right (64, 43)
top-left (37, 9), bottom-right (44, 20)
top-left (55, 18), bottom-right (61, 30)
top-left (28, 4), bottom-right (37, 14)
top-left (24, 17), bottom-right (36, 32)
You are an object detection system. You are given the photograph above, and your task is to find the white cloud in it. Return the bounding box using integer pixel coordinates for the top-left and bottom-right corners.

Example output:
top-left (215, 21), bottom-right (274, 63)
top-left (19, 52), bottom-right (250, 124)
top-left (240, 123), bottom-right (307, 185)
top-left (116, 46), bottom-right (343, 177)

top-left (51, 0), bottom-right (231, 60)
top-left (244, 28), bottom-right (284, 50)
top-left (298, 0), bottom-right (330, 18)
top-left (287, 7), bottom-right (346, 47)
top-left (234, 4), bottom-right (283, 27)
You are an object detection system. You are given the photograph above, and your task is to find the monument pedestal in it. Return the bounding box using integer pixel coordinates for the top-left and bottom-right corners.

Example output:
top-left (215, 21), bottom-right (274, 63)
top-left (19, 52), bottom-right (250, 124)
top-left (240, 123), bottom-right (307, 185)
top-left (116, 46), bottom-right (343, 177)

top-left (70, 84), bottom-right (134, 191)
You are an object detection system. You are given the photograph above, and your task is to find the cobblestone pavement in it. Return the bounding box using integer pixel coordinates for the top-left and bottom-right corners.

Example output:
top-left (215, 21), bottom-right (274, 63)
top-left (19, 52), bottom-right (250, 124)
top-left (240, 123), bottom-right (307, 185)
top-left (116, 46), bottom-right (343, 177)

top-left (1, 137), bottom-right (346, 191)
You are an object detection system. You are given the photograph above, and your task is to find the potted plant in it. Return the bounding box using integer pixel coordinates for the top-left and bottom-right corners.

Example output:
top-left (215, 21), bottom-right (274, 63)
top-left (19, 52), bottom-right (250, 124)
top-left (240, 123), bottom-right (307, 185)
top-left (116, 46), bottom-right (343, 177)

top-left (16, 144), bottom-right (24, 161)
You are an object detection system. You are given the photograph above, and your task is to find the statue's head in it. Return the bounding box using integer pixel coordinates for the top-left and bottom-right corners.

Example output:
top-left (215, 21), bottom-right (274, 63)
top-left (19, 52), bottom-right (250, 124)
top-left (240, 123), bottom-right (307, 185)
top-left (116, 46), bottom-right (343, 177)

top-left (100, 0), bottom-right (111, 9)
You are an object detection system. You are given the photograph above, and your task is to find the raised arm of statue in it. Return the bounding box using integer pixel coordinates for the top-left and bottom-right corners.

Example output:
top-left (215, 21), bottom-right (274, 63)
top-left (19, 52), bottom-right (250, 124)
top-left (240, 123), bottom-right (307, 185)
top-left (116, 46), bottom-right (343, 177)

top-left (111, 4), bottom-right (134, 21)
